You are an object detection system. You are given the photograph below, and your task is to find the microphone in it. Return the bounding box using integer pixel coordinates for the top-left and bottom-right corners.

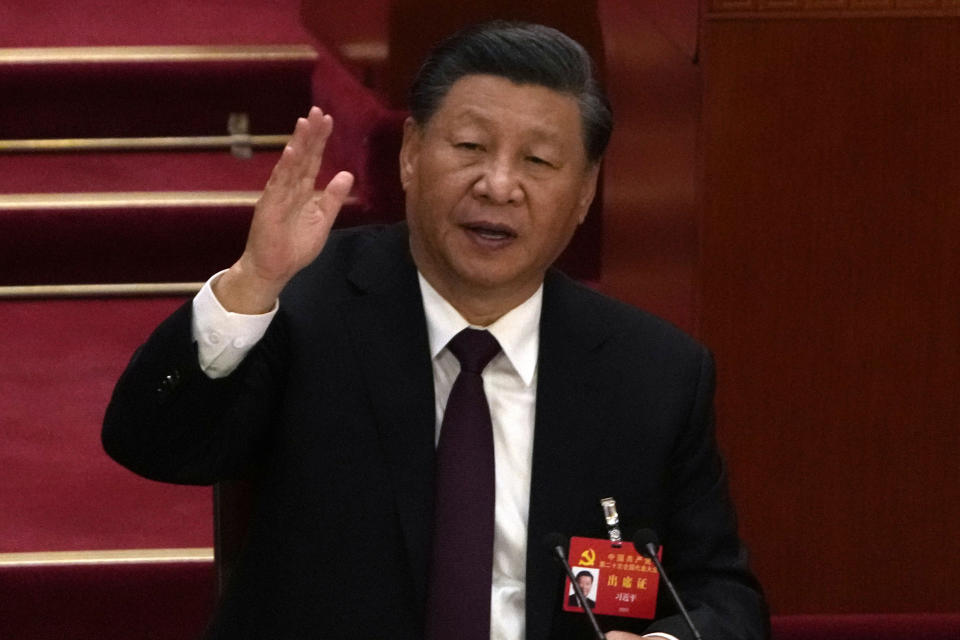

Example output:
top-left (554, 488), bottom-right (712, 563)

top-left (544, 533), bottom-right (605, 640)
top-left (632, 529), bottom-right (703, 640)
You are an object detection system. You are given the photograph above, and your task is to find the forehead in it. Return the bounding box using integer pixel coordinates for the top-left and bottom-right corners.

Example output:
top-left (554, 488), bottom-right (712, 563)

top-left (428, 74), bottom-right (585, 147)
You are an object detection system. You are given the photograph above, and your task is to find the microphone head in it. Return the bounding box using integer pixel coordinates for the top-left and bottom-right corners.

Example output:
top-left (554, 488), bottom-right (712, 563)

top-left (543, 532), bottom-right (568, 553)
top-left (631, 528), bottom-right (660, 557)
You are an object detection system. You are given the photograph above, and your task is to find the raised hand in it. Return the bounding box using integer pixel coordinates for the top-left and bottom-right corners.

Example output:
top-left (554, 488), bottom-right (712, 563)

top-left (214, 106), bottom-right (355, 313)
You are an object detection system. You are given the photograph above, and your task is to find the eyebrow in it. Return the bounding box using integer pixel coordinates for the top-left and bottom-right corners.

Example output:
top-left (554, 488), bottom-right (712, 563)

top-left (448, 107), bottom-right (566, 144)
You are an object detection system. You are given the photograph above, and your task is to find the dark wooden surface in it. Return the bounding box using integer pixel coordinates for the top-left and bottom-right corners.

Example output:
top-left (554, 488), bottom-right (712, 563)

top-left (700, 14), bottom-right (960, 613)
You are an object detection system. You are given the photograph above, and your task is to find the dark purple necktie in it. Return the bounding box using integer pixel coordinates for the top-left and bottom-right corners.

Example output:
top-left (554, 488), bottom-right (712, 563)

top-left (426, 328), bottom-right (501, 640)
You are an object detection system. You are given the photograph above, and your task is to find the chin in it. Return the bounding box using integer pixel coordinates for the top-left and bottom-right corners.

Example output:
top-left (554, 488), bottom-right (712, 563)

top-left (449, 260), bottom-right (516, 288)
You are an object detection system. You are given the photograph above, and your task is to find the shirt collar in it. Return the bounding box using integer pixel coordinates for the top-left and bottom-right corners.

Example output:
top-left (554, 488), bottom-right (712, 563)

top-left (418, 272), bottom-right (541, 387)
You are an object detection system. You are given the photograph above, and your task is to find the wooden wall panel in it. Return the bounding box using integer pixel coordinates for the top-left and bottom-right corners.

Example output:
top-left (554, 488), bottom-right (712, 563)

top-left (700, 16), bottom-right (960, 613)
top-left (597, 0), bottom-right (702, 332)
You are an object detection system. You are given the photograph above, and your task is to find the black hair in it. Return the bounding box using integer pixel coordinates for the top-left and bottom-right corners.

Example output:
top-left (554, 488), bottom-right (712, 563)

top-left (575, 570), bottom-right (594, 582)
top-left (408, 21), bottom-right (612, 164)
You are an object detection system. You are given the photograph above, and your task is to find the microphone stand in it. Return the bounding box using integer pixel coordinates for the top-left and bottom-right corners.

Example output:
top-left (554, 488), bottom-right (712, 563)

top-left (546, 535), bottom-right (606, 640)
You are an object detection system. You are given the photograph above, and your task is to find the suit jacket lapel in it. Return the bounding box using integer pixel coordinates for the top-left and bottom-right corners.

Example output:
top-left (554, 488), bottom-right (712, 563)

top-left (525, 270), bottom-right (614, 640)
top-left (341, 224), bottom-right (436, 610)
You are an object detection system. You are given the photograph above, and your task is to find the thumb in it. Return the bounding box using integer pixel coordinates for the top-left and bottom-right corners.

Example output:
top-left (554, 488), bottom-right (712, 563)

top-left (319, 171), bottom-right (355, 216)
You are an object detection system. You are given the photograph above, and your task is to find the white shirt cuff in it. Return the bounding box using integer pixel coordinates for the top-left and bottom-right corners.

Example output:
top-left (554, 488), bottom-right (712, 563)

top-left (191, 270), bottom-right (278, 378)
top-left (643, 634), bottom-right (680, 640)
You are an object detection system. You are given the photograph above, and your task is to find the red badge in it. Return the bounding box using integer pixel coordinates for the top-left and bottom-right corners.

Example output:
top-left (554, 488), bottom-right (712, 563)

top-left (562, 536), bottom-right (660, 619)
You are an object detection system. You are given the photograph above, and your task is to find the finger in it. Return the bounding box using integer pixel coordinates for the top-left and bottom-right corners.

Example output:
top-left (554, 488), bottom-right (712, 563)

top-left (257, 145), bottom-right (297, 219)
top-left (300, 110), bottom-right (333, 184)
top-left (266, 112), bottom-right (326, 204)
top-left (267, 117), bottom-right (311, 193)
top-left (290, 113), bottom-right (326, 185)
top-left (260, 146), bottom-right (306, 215)
top-left (317, 171), bottom-right (355, 219)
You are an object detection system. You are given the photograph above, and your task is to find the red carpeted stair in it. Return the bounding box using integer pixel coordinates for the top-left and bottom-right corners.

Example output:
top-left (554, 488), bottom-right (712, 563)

top-left (0, 46), bottom-right (317, 140)
top-left (0, 555), bottom-right (216, 639)
top-left (0, 191), bottom-right (382, 287)
top-left (0, 2), bottom-right (402, 638)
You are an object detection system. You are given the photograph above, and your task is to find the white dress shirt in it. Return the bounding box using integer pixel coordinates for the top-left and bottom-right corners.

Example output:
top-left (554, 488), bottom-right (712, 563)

top-left (190, 270), bottom-right (676, 640)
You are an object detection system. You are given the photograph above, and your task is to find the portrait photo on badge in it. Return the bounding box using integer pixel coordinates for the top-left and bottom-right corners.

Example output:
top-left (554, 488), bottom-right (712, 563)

top-left (567, 566), bottom-right (598, 609)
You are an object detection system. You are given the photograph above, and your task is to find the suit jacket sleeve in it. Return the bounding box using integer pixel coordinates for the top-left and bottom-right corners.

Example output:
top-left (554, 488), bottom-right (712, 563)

top-left (641, 347), bottom-right (768, 640)
top-left (102, 298), bottom-right (289, 485)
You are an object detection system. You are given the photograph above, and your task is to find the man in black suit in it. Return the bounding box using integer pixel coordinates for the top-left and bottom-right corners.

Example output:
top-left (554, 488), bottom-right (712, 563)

top-left (103, 21), bottom-right (766, 640)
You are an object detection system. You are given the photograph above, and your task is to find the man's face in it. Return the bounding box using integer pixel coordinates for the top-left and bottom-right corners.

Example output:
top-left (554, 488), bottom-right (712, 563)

top-left (400, 74), bottom-right (599, 307)
top-left (577, 574), bottom-right (593, 596)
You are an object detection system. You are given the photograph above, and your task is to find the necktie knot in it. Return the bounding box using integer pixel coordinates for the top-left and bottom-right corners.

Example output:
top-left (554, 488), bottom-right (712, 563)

top-left (447, 328), bottom-right (501, 374)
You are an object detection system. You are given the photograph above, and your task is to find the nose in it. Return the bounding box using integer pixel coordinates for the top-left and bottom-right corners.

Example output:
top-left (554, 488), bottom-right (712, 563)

top-left (472, 157), bottom-right (524, 205)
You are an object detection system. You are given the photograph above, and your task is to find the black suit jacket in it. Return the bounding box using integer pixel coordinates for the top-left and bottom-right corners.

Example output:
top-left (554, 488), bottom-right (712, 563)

top-left (567, 593), bottom-right (596, 609)
top-left (103, 223), bottom-right (767, 640)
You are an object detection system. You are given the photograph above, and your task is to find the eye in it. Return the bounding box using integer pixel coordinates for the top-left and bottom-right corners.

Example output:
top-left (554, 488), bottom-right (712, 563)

top-left (526, 155), bottom-right (554, 168)
top-left (454, 141), bottom-right (483, 151)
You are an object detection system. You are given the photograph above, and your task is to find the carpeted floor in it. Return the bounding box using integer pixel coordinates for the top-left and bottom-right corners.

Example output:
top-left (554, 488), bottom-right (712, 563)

top-left (0, 297), bottom-right (211, 552)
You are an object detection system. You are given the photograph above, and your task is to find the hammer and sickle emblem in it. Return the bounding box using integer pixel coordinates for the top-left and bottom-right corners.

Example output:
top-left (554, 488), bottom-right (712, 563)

top-left (578, 548), bottom-right (596, 566)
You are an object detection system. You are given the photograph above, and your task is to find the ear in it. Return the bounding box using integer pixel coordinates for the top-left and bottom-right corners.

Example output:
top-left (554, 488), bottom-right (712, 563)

top-left (575, 163), bottom-right (601, 224)
top-left (399, 117), bottom-right (422, 191)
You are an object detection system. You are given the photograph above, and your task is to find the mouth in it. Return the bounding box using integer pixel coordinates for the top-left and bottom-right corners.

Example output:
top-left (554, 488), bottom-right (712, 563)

top-left (461, 221), bottom-right (518, 244)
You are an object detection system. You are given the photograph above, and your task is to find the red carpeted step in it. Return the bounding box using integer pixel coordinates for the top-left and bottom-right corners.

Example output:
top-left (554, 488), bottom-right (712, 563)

top-left (0, 191), bottom-right (382, 287)
top-left (0, 554), bottom-right (215, 640)
top-left (0, 193), bottom-right (255, 286)
top-left (1, 0), bottom-right (311, 48)
top-left (0, 297), bottom-right (211, 552)
top-left (1, 45), bottom-right (317, 140)
top-left (0, 150), bottom-right (282, 194)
